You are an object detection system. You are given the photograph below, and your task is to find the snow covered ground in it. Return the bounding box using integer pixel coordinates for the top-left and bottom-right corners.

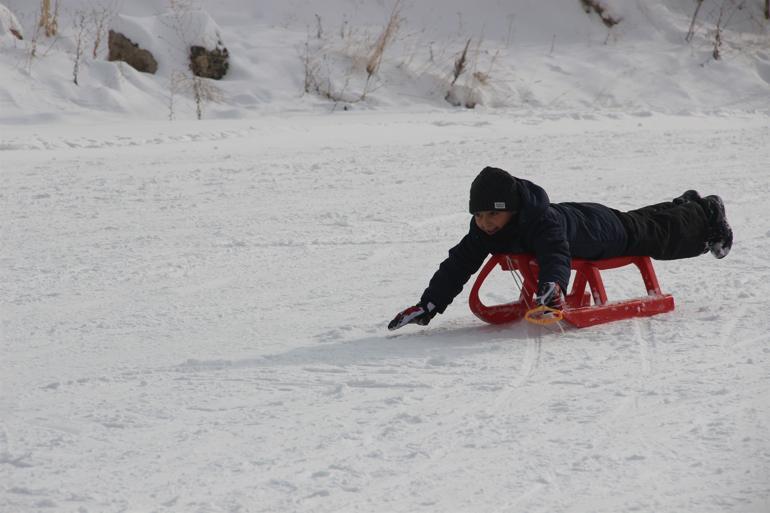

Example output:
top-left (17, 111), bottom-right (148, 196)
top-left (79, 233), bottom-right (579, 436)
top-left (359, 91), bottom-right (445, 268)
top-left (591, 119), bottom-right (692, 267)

top-left (2, 0), bottom-right (770, 511)
top-left (2, 0), bottom-right (770, 121)
top-left (3, 112), bottom-right (770, 512)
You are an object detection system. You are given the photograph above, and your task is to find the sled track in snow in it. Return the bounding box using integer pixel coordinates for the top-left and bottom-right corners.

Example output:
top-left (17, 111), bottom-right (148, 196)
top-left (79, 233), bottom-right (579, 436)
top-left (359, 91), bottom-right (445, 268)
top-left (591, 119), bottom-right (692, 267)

top-left (633, 318), bottom-right (656, 377)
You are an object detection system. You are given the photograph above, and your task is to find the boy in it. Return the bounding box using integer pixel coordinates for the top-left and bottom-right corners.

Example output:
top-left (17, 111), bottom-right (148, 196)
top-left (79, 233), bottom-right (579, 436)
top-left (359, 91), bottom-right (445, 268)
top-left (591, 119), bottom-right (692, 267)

top-left (388, 166), bottom-right (733, 330)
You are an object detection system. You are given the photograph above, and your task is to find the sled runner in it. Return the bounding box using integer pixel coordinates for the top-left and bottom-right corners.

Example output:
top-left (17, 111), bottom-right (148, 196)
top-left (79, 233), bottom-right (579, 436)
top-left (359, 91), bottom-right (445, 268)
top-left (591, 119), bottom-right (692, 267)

top-left (469, 253), bottom-right (674, 328)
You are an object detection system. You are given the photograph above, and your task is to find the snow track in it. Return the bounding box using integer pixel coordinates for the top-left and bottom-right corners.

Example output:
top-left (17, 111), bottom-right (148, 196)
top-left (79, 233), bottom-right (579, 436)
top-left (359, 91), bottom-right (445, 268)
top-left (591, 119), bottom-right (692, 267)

top-left (2, 112), bottom-right (769, 512)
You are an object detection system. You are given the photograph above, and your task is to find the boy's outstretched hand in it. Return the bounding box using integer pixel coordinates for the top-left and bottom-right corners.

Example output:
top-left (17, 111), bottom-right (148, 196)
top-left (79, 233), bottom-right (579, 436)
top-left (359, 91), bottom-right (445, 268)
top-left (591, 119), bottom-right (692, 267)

top-left (388, 302), bottom-right (437, 331)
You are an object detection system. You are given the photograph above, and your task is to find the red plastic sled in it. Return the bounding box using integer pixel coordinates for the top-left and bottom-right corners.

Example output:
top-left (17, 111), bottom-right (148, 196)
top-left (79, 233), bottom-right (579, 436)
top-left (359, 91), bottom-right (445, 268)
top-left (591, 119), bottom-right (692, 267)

top-left (469, 254), bottom-right (674, 328)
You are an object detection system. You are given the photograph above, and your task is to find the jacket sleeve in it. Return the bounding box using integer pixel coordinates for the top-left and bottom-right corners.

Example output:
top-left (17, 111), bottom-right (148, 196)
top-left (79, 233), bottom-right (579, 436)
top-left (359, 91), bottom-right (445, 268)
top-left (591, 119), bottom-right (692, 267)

top-left (528, 208), bottom-right (571, 292)
top-left (420, 231), bottom-right (489, 313)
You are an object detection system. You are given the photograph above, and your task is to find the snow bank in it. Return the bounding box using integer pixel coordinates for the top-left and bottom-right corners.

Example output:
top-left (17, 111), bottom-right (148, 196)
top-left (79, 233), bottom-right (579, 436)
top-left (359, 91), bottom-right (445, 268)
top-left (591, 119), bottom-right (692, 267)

top-left (0, 0), bottom-right (768, 121)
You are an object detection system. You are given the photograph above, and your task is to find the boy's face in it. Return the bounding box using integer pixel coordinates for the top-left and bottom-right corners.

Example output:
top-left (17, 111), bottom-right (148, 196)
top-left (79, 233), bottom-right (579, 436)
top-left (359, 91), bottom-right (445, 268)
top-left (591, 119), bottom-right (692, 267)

top-left (473, 210), bottom-right (515, 236)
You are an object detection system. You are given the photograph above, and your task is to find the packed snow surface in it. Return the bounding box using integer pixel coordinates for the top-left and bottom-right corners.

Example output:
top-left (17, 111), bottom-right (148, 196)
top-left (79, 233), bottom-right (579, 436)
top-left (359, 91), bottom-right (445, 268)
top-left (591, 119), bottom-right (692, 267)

top-left (1, 0), bottom-right (770, 512)
top-left (3, 112), bottom-right (770, 513)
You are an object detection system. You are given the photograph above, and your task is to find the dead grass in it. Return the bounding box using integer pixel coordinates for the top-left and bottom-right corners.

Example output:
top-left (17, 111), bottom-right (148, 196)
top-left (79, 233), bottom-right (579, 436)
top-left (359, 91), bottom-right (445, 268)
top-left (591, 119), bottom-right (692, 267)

top-left (450, 38), bottom-right (471, 86)
top-left (363, 0), bottom-right (401, 98)
top-left (39, 0), bottom-right (59, 37)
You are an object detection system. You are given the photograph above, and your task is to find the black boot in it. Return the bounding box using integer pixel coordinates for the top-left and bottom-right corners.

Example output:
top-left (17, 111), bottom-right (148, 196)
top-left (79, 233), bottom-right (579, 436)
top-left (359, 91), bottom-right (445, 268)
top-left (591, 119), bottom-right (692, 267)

top-left (700, 195), bottom-right (733, 259)
top-left (673, 189), bottom-right (701, 205)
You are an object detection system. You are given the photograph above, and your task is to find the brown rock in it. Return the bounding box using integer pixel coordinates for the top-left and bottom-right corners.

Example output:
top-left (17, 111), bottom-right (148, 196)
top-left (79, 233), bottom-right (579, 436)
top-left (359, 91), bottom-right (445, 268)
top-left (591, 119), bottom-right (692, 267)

top-left (189, 43), bottom-right (229, 80)
top-left (108, 30), bottom-right (158, 74)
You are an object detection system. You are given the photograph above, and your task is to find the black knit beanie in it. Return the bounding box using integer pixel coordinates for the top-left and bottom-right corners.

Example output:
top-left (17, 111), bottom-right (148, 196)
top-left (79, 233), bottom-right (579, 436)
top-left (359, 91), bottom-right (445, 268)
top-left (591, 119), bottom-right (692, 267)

top-left (469, 167), bottom-right (520, 214)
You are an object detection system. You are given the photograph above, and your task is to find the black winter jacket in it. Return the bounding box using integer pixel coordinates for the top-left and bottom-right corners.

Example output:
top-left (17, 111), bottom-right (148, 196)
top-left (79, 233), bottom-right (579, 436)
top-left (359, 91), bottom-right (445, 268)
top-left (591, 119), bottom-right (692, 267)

top-left (420, 178), bottom-right (628, 313)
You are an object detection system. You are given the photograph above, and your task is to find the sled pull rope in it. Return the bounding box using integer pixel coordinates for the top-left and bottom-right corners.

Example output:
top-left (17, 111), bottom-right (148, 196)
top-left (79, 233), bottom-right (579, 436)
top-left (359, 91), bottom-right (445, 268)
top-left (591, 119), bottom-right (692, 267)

top-left (504, 255), bottom-right (564, 332)
top-left (505, 256), bottom-right (532, 309)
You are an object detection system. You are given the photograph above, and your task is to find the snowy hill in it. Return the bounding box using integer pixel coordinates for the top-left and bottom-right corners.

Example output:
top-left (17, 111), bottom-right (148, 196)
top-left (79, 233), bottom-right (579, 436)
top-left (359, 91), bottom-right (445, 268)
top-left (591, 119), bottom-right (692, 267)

top-left (0, 0), bottom-right (769, 120)
top-left (2, 1), bottom-right (770, 513)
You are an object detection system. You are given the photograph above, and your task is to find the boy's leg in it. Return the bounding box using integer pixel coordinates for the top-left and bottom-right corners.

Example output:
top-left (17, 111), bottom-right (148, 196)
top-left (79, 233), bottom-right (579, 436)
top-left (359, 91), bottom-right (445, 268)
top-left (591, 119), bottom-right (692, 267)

top-left (625, 190), bottom-right (703, 216)
top-left (624, 201), bottom-right (679, 216)
top-left (617, 202), bottom-right (710, 260)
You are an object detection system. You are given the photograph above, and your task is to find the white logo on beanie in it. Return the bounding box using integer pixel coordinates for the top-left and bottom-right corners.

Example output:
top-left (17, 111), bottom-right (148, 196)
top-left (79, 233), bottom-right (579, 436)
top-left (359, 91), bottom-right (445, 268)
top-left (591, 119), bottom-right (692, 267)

top-left (494, 202), bottom-right (506, 209)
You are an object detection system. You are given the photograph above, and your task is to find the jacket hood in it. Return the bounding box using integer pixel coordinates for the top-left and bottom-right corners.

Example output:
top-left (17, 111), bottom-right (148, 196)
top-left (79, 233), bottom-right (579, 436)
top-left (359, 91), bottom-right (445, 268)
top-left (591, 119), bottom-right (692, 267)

top-left (514, 178), bottom-right (551, 226)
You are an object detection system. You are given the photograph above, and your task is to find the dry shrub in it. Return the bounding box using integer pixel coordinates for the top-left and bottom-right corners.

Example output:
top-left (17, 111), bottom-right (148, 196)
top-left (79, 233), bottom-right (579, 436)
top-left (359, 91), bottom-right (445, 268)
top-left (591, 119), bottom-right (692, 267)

top-left (169, 69), bottom-right (223, 120)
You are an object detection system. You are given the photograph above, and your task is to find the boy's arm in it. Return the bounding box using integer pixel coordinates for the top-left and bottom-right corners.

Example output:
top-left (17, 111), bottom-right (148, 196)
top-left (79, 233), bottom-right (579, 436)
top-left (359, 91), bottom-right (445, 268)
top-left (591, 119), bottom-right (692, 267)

top-left (420, 231), bottom-right (489, 314)
top-left (529, 208), bottom-right (571, 293)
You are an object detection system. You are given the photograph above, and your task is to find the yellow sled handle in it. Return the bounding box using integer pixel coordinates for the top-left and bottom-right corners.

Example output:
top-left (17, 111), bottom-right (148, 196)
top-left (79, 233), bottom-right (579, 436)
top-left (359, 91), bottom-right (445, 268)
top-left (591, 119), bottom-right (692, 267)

top-left (525, 305), bottom-right (564, 325)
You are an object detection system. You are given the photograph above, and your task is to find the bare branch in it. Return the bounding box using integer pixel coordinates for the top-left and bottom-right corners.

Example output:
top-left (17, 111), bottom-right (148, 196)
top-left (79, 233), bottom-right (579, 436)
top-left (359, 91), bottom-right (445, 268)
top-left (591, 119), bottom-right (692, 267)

top-left (72, 11), bottom-right (88, 85)
top-left (686, 0), bottom-right (704, 42)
